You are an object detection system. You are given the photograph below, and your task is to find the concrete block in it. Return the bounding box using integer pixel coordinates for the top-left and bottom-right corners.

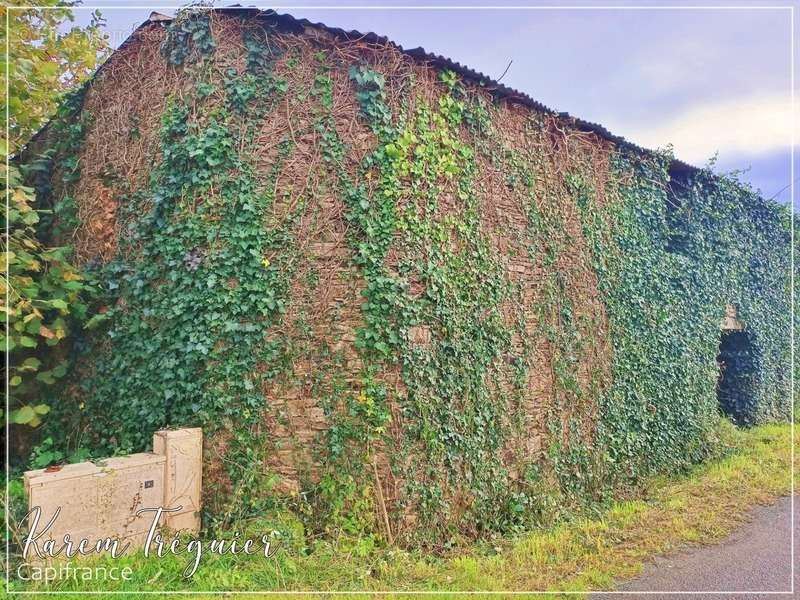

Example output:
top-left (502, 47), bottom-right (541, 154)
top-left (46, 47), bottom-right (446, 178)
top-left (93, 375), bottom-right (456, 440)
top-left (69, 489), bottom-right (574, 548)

top-left (24, 453), bottom-right (166, 551)
top-left (153, 427), bottom-right (202, 534)
top-left (23, 428), bottom-right (202, 557)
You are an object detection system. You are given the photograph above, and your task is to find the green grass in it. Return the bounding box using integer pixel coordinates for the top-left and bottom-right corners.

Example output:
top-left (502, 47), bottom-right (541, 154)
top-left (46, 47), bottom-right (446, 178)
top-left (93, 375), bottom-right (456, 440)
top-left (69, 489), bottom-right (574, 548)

top-left (5, 422), bottom-right (793, 599)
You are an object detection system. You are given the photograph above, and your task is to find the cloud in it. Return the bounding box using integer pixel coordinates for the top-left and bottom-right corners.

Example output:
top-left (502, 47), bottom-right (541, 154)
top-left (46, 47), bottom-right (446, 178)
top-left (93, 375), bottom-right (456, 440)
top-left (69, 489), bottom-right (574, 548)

top-left (617, 93), bottom-right (794, 165)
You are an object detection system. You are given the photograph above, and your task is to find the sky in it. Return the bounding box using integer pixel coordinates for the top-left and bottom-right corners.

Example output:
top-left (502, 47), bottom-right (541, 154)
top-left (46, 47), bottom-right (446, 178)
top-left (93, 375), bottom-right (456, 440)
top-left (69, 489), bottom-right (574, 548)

top-left (64, 1), bottom-right (797, 207)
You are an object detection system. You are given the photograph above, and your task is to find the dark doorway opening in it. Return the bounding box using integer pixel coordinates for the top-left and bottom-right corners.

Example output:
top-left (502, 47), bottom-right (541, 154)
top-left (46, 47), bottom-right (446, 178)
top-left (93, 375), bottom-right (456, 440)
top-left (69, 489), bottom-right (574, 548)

top-left (717, 329), bottom-right (757, 426)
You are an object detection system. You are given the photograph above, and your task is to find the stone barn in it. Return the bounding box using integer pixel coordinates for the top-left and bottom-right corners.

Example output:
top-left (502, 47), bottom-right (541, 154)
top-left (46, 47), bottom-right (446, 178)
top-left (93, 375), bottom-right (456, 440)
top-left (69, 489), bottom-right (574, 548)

top-left (26, 8), bottom-right (791, 545)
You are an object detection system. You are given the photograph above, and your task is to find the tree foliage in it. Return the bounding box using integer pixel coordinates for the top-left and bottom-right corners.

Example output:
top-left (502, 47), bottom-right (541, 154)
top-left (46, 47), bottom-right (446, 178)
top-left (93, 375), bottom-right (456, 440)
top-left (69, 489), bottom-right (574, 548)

top-left (1, 2), bottom-right (108, 428)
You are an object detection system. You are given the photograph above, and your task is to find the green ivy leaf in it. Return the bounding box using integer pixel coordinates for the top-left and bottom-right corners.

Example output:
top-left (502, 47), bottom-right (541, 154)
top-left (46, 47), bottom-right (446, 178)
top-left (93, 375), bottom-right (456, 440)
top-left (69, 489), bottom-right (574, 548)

top-left (11, 406), bottom-right (36, 424)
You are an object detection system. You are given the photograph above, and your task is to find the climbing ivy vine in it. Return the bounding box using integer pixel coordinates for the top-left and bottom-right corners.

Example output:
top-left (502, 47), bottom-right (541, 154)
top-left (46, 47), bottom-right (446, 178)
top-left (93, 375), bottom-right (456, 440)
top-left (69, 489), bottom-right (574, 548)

top-left (33, 10), bottom-right (793, 549)
top-left (41, 19), bottom-right (301, 529)
top-left (576, 153), bottom-right (791, 489)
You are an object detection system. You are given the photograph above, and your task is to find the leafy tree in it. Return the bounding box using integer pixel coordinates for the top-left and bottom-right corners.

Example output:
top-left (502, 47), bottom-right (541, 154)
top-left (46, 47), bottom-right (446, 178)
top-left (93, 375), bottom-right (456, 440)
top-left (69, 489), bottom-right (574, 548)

top-left (1, 2), bottom-right (108, 429)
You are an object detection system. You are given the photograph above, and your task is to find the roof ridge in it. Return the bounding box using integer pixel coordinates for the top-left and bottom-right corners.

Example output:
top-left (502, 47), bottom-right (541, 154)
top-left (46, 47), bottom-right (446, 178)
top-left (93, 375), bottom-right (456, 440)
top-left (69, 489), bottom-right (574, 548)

top-left (160, 5), bottom-right (699, 176)
top-left (27, 6), bottom-right (699, 178)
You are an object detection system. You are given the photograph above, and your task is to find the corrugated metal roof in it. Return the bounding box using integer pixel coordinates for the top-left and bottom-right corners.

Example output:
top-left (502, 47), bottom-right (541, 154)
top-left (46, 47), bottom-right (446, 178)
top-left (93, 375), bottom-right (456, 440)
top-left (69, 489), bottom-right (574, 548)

top-left (25, 6), bottom-right (697, 179)
top-left (145, 6), bottom-right (699, 176)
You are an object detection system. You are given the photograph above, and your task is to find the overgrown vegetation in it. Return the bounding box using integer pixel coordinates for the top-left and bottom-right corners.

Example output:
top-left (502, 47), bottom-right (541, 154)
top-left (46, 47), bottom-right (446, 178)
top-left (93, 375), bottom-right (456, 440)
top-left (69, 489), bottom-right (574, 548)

top-left (10, 7), bottom-right (793, 563)
top-left (35, 17), bottom-right (300, 535)
top-left (581, 154), bottom-right (791, 493)
top-left (6, 422), bottom-right (793, 594)
top-left (2, 2), bottom-right (107, 433)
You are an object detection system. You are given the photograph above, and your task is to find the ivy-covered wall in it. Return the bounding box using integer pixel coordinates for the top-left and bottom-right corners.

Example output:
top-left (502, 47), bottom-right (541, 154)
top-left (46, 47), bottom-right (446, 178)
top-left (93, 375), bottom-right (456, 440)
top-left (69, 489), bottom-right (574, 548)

top-left (32, 10), bottom-right (792, 547)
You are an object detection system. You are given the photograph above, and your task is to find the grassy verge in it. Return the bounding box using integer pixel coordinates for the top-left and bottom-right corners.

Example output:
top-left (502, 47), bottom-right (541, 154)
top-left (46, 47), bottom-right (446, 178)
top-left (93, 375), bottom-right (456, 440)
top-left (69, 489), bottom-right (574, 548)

top-left (6, 421), bottom-right (793, 599)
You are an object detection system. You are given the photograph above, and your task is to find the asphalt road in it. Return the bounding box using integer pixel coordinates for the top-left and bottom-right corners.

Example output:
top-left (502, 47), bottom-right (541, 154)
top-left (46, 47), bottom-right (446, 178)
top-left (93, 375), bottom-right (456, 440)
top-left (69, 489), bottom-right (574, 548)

top-left (593, 496), bottom-right (797, 599)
